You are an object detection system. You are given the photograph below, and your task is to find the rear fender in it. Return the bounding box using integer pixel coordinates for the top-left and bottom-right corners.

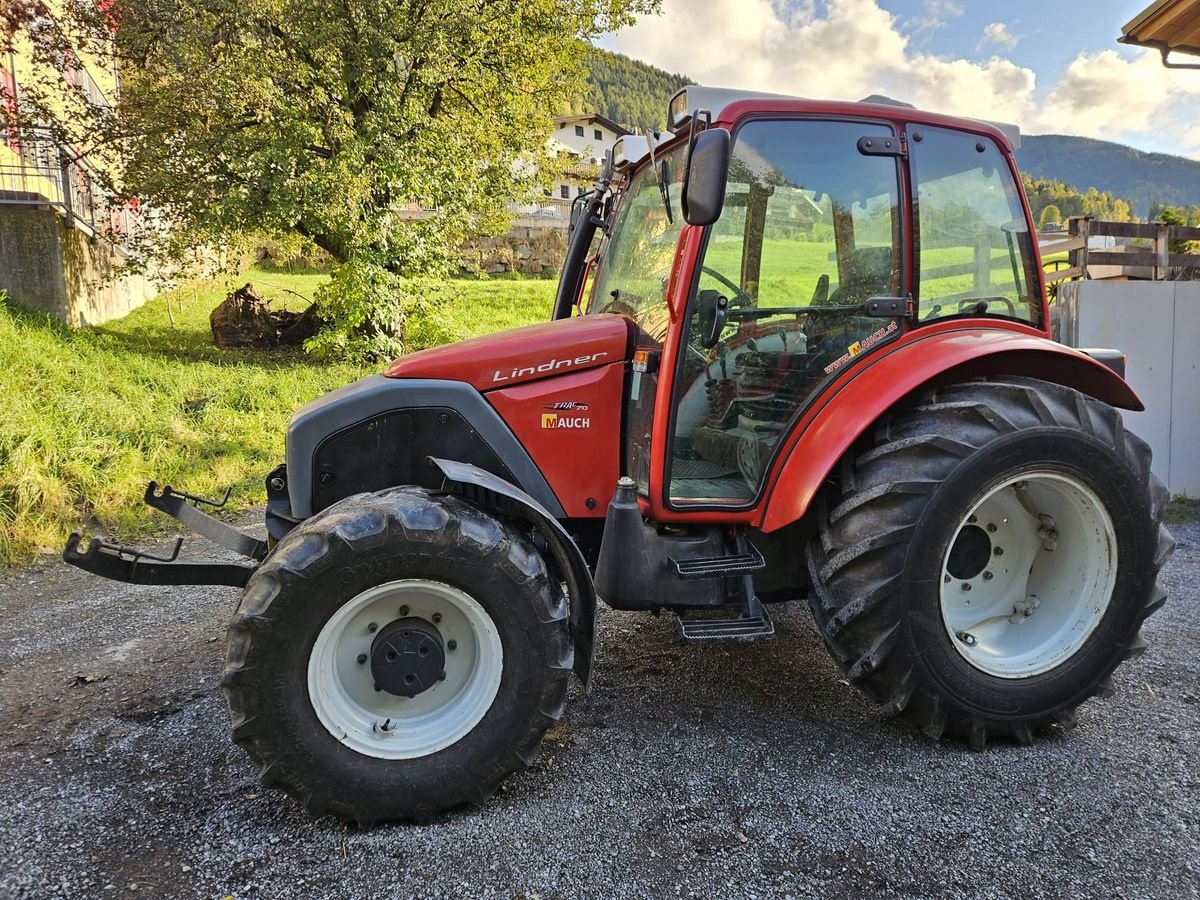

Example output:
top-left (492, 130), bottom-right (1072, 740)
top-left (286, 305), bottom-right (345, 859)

top-left (759, 330), bottom-right (1142, 533)
top-left (430, 458), bottom-right (597, 689)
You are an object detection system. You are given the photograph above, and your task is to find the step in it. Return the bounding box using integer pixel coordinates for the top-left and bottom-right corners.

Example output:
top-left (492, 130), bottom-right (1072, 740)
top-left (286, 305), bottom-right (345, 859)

top-left (670, 543), bottom-right (765, 579)
top-left (677, 609), bottom-right (775, 643)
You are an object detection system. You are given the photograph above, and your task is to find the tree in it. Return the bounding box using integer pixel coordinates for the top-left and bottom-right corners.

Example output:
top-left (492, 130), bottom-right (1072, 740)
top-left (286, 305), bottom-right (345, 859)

top-left (16, 0), bottom-right (656, 358)
top-left (1037, 204), bottom-right (1062, 229)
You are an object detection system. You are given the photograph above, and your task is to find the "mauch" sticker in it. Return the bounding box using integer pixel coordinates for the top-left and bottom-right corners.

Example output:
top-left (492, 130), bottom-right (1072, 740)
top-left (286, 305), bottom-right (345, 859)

top-left (541, 412), bottom-right (591, 429)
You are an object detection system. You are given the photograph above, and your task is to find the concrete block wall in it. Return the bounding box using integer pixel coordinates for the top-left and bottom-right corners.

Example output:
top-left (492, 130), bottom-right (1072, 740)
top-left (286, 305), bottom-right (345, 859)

top-left (0, 206), bottom-right (156, 326)
top-left (1059, 280), bottom-right (1200, 496)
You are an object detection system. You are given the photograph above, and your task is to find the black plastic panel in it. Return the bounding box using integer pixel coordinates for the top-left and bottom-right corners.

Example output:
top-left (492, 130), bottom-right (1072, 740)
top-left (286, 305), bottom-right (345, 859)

top-left (312, 408), bottom-right (516, 512)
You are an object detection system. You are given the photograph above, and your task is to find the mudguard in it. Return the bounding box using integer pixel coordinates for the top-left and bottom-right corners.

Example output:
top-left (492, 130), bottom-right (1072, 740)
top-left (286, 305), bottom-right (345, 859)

top-left (430, 458), bottom-right (597, 689)
top-left (760, 330), bottom-right (1144, 533)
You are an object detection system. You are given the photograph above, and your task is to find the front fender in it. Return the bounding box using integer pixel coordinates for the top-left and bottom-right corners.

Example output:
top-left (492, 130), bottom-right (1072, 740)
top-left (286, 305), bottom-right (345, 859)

top-left (760, 329), bottom-right (1142, 533)
top-left (430, 458), bottom-right (597, 689)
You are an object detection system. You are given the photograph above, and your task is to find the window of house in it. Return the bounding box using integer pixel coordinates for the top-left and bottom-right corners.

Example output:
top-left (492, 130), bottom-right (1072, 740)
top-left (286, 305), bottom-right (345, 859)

top-left (560, 185), bottom-right (570, 199)
top-left (575, 125), bottom-right (584, 137)
top-left (594, 129), bottom-right (603, 140)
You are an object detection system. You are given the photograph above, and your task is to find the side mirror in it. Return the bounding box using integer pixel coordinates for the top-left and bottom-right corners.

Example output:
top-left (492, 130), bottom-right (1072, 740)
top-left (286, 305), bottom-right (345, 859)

top-left (681, 128), bottom-right (730, 226)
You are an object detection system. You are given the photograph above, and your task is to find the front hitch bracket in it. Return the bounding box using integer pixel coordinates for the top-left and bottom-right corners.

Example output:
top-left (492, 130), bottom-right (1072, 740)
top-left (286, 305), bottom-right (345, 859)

top-left (62, 480), bottom-right (265, 587)
top-left (63, 533), bottom-right (256, 587)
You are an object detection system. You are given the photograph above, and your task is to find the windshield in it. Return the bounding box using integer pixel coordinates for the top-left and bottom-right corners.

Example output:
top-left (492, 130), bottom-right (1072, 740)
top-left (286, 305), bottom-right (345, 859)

top-left (587, 142), bottom-right (688, 342)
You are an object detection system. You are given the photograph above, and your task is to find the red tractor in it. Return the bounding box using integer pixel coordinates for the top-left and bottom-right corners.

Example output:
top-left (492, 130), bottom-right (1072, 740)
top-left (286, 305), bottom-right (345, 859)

top-left (65, 86), bottom-right (1174, 825)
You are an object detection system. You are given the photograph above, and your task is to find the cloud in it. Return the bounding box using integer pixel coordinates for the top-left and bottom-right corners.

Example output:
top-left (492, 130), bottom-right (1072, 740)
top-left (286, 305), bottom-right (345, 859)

top-left (604, 0), bottom-right (1200, 155)
top-left (910, 0), bottom-right (963, 33)
top-left (979, 22), bottom-right (1019, 50)
top-left (1042, 50), bottom-right (1200, 144)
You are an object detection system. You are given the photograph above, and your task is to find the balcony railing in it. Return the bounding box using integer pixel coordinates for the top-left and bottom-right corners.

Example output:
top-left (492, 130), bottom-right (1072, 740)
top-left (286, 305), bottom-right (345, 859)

top-left (0, 129), bottom-right (137, 251)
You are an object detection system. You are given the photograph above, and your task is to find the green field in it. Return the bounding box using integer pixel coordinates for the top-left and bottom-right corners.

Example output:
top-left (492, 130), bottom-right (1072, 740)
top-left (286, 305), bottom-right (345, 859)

top-left (0, 272), bottom-right (552, 565)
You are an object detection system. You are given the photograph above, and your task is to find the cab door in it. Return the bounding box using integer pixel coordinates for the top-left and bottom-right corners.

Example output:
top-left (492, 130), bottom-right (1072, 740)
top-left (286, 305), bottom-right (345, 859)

top-left (662, 118), bottom-right (908, 508)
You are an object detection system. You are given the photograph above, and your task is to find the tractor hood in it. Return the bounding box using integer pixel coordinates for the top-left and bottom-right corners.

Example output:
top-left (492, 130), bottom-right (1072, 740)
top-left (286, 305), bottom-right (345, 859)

top-left (384, 314), bottom-right (631, 391)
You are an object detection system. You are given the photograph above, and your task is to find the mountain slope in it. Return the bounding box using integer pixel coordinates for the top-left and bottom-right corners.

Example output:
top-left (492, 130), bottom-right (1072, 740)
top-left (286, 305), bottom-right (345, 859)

top-left (1016, 135), bottom-right (1200, 217)
top-left (580, 48), bottom-right (690, 131)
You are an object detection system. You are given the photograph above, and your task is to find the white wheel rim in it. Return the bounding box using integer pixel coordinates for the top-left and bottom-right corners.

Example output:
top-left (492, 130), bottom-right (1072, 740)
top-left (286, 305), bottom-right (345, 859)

top-left (307, 580), bottom-right (504, 759)
top-left (939, 472), bottom-right (1118, 679)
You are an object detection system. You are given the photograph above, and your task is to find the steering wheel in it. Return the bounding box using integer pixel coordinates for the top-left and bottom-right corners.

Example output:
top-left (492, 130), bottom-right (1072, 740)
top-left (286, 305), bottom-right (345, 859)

top-left (700, 266), bottom-right (755, 307)
top-left (958, 295), bottom-right (1017, 316)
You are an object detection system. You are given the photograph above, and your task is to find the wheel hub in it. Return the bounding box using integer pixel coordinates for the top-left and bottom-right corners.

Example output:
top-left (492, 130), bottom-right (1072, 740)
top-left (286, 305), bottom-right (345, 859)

top-left (946, 524), bottom-right (992, 580)
top-left (370, 617), bottom-right (446, 698)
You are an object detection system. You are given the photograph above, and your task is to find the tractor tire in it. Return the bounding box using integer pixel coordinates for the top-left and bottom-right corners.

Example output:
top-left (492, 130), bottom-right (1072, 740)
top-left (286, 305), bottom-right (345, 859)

top-left (807, 377), bottom-right (1174, 749)
top-left (222, 486), bottom-right (572, 825)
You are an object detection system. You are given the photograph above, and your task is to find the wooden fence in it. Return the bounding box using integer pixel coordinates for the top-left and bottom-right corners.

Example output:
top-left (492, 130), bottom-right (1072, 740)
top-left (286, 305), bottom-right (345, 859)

top-left (1038, 217), bottom-right (1200, 283)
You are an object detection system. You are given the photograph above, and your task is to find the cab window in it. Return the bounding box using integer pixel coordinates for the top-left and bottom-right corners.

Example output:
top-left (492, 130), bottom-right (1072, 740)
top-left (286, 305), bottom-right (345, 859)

top-left (911, 127), bottom-right (1040, 327)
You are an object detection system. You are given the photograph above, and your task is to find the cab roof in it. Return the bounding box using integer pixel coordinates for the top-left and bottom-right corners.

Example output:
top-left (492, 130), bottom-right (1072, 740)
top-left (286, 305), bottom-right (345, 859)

top-left (669, 85), bottom-right (1021, 151)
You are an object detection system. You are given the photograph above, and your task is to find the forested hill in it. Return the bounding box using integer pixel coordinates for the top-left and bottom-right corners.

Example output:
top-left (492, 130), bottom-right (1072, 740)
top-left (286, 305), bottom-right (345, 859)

top-left (578, 48), bottom-right (690, 131)
top-left (1014, 136), bottom-right (1200, 218)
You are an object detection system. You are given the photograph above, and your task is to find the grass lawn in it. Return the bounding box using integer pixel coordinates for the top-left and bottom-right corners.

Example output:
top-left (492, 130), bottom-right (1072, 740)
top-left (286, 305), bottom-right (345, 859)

top-left (0, 270), bottom-right (553, 565)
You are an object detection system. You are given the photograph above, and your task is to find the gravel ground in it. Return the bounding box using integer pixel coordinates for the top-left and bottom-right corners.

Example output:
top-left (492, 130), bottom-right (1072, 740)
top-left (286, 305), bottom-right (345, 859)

top-left (1, 518), bottom-right (1197, 900)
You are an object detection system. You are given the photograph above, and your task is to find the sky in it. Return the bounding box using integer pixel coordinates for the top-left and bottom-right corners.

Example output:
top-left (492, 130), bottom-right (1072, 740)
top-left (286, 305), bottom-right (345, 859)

top-left (599, 0), bottom-right (1200, 160)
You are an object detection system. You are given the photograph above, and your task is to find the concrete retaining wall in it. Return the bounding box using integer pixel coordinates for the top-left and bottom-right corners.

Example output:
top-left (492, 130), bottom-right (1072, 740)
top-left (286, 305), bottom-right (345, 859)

top-left (1059, 280), bottom-right (1200, 496)
top-left (0, 206), bottom-right (156, 326)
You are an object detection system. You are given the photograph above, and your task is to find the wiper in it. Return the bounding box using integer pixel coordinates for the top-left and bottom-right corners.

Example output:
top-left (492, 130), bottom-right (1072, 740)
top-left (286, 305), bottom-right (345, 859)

top-left (646, 131), bottom-right (674, 224)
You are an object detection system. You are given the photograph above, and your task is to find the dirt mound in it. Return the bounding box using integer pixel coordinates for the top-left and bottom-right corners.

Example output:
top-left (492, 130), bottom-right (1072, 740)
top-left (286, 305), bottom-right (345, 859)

top-left (209, 284), bottom-right (323, 349)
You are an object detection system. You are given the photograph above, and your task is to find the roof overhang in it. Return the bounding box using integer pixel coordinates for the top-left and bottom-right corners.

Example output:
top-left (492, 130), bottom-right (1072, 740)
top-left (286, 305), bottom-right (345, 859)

top-left (1120, 0), bottom-right (1200, 66)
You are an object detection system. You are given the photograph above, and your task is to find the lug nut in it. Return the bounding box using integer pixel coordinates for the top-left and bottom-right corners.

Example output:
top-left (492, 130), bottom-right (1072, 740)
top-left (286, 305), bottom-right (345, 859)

top-left (961, 583), bottom-right (972, 592)
top-left (399, 606), bottom-right (409, 616)
top-left (986, 523), bottom-right (998, 533)
top-left (268, 476), bottom-right (286, 491)
top-left (983, 571), bottom-right (994, 581)
top-left (968, 514), bottom-right (977, 524)
top-left (944, 574), bottom-right (951, 584)
top-left (438, 671), bottom-right (447, 681)
top-left (432, 613), bottom-right (442, 624)
top-left (994, 547), bottom-right (1004, 556)
top-left (367, 622), bottom-right (378, 633)
top-left (357, 653), bottom-right (367, 665)
top-left (447, 640), bottom-right (457, 651)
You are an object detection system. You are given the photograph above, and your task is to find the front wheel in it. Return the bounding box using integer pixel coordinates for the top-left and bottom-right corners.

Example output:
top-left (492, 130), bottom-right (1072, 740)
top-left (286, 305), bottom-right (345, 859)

top-left (222, 487), bottom-right (572, 824)
top-left (808, 378), bottom-right (1174, 748)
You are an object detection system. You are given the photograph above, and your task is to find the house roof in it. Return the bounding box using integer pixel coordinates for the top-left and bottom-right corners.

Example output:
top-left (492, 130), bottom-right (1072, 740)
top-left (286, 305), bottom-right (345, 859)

top-left (552, 113), bottom-right (631, 136)
top-left (1120, 0), bottom-right (1200, 59)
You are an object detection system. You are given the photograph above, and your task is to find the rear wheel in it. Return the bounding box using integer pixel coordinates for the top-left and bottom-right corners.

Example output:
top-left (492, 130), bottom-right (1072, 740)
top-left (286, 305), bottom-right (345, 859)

top-left (807, 378), bottom-right (1173, 748)
top-left (223, 487), bottom-right (572, 824)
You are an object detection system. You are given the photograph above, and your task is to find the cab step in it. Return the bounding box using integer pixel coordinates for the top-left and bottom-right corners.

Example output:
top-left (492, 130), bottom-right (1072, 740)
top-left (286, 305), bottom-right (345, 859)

top-left (677, 580), bottom-right (774, 643)
top-left (670, 542), bottom-right (765, 579)
top-left (676, 607), bottom-right (775, 642)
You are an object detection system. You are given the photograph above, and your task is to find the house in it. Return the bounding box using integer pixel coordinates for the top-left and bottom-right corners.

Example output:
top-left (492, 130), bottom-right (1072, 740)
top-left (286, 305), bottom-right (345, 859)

top-left (0, 4), bottom-right (154, 325)
top-left (544, 112), bottom-right (630, 203)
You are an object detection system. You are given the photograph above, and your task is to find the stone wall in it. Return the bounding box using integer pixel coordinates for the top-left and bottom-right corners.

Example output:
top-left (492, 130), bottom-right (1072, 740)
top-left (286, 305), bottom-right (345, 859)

top-left (461, 226), bottom-right (568, 276)
top-left (0, 206), bottom-right (156, 326)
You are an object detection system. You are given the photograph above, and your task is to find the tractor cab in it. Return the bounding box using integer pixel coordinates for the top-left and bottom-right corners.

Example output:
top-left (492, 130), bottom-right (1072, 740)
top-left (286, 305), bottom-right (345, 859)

top-left (559, 87), bottom-right (1047, 522)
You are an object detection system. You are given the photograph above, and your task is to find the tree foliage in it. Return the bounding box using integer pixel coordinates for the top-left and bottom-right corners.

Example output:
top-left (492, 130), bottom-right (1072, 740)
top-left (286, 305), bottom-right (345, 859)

top-left (16, 0), bottom-right (655, 358)
top-left (1021, 175), bottom-right (1133, 227)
